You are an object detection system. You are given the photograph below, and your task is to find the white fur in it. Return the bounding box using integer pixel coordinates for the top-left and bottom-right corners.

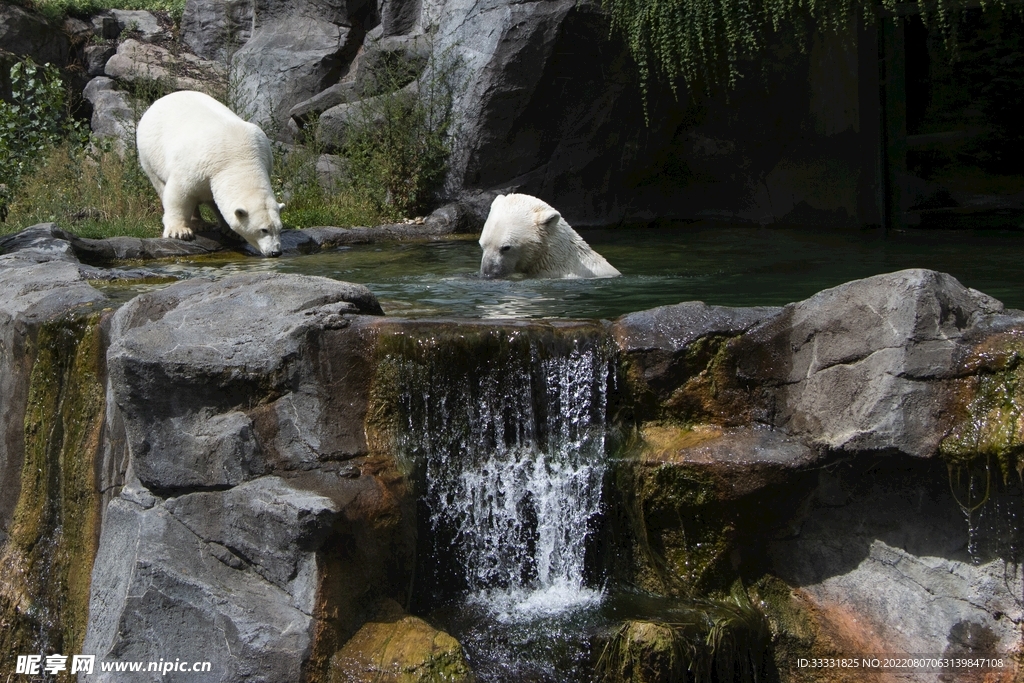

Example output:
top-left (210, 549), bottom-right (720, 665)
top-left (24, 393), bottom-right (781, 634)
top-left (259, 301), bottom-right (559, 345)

top-left (136, 90), bottom-right (284, 257)
top-left (478, 194), bottom-right (620, 279)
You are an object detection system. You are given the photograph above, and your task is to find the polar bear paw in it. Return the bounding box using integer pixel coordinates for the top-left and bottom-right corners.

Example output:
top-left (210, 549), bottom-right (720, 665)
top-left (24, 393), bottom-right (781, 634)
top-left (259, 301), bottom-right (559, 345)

top-left (164, 225), bottom-right (195, 241)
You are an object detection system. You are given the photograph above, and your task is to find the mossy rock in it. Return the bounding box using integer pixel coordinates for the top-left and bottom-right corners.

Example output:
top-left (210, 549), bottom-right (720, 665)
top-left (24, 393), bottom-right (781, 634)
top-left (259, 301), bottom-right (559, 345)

top-left (0, 312), bottom-right (106, 673)
top-left (330, 602), bottom-right (473, 683)
top-left (941, 331), bottom-right (1024, 483)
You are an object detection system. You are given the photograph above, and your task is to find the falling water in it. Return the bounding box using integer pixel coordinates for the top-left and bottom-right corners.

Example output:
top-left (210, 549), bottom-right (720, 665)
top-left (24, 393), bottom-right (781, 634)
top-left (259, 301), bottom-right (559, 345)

top-left (383, 328), bottom-right (613, 622)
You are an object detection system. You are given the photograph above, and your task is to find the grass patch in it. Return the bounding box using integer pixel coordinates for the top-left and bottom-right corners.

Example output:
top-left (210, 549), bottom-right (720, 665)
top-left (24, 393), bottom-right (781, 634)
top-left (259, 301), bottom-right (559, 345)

top-left (23, 0), bottom-right (187, 24)
top-left (1, 141), bottom-right (162, 239)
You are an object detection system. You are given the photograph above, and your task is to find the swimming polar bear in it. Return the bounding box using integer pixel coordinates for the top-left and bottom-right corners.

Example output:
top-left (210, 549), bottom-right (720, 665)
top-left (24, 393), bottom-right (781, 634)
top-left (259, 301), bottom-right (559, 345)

top-left (136, 90), bottom-right (284, 257)
top-left (478, 193), bottom-right (620, 279)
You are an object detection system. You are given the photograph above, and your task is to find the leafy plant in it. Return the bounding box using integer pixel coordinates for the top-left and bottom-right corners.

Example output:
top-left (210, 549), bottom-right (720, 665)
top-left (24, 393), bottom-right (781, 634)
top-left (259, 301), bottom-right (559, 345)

top-left (0, 59), bottom-right (83, 222)
top-left (341, 39), bottom-right (462, 219)
top-left (600, 0), bottom-right (1022, 101)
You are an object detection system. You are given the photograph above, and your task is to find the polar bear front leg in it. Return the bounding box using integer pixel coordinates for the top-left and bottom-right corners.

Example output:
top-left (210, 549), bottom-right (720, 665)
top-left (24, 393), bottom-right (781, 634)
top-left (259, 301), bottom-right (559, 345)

top-left (160, 177), bottom-right (197, 240)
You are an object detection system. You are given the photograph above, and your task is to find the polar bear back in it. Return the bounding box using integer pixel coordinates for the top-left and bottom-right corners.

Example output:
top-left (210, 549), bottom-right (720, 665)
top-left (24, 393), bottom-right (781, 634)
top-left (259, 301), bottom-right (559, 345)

top-left (478, 193), bottom-right (620, 279)
top-left (137, 90), bottom-right (272, 183)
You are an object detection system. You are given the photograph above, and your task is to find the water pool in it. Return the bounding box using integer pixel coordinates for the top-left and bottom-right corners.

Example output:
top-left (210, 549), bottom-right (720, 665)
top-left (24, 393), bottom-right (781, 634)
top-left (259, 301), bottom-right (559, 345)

top-left (107, 224), bottom-right (1024, 317)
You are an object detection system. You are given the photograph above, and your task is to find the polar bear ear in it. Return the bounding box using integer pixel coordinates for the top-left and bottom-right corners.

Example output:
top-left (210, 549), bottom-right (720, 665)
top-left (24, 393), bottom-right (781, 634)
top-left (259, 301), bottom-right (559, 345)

top-left (235, 208), bottom-right (248, 218)
top-left (278, 202), bottom-right (286, 211)
top-left (534, 207), bottom-right (561, 233)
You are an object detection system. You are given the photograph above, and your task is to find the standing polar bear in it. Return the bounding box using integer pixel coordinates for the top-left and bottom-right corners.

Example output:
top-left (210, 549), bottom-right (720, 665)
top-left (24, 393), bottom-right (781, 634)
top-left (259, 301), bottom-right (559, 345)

top-left (137, 90), bottom-right (284, 257)
top-left (478, 194), bottom-right (620, 279)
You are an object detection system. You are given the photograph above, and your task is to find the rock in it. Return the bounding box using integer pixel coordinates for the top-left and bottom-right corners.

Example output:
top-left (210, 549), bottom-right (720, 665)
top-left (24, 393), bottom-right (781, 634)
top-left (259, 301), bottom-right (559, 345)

top-left (82, 497), bottom-right (315, 682)
top-left (613, 301), bottom-right (782, 424)
top-left (83, 44), bottom-right (116, 77)
top-left (180, 0), bottom-right (254, 61)
top-left (379, 0), bottom-right (421, 37)
top-left (104, 39), bottom-right (226, 94)
top-left (331, 601), bottom-right (473, 683)
top-left (91, 10), bottom-right (171, 43)
top-left (318, 80), bottom-right (417, 150)
top-left (354, 33), bottom-right (430, 97)
top-left (82, 76), bottom-right (134, 148)
top-left (0, 4), bottom-right (70, 66)
top-left (62, 17), bottom-right (93, 43)
top-left (735, 269), bottom-right (1010, 457)
top-left (105, 273), bottom-right (383, 491)
top-left (231, 17), bottom-right (356, 134)
top-left (289, 81), bottom-right (360, 125)
top-left (0, 227), bottom-right (108, 535)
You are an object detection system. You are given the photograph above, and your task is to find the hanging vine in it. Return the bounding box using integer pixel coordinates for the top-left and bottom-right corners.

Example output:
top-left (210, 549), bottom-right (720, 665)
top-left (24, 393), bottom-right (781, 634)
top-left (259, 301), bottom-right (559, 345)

top-left (600, 0), bottom-right (1021, 99)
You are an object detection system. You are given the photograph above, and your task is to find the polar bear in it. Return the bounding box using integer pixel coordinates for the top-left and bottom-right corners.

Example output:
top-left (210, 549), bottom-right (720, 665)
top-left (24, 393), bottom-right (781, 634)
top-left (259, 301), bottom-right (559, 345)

top-left (136, 90), bottom-right (284, 257)
top-left (478, 194), bottom-right (620, 279)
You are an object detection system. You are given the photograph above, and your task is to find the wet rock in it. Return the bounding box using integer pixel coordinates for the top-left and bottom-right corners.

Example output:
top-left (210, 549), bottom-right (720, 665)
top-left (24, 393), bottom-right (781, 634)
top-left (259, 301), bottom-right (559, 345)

top-left (331, 600), bottom-right (473, 683)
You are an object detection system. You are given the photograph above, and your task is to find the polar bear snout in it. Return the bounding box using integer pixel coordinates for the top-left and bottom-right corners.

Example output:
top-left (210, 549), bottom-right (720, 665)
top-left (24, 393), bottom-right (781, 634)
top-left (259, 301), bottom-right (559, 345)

top-left (257, 232), bottom-right (283, 258)
top-left (479, 249), bottom-right (515, 279)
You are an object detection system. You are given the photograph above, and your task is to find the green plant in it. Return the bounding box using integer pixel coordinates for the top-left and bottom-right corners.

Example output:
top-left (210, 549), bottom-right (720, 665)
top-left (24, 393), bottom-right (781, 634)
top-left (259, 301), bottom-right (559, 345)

top-left (601, 0), bottom-right (1022, 101)
top-left (0, 58), bottom-right (84, 223)
top-left (2, 139), bottom-right (162, 238)
top-left (341, 39), bottom-right (462, 220)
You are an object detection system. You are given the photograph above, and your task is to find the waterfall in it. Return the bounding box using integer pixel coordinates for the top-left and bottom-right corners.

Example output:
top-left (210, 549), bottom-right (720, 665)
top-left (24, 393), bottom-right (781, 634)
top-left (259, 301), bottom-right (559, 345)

top-left (383, 328), bottom-right (613, 621)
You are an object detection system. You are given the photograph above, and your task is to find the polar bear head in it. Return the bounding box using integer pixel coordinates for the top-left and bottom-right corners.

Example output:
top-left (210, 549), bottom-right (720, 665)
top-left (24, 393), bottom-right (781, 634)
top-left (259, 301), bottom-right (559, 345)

top-left (478, 194), bottom-right (560, 279)
top-left (227, 197), bottom-right (284, 257)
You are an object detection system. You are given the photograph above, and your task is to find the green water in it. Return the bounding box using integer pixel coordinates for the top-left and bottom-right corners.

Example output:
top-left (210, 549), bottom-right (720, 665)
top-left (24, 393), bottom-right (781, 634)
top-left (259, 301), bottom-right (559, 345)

top-left (106, 224), bottom-right (1024, 318)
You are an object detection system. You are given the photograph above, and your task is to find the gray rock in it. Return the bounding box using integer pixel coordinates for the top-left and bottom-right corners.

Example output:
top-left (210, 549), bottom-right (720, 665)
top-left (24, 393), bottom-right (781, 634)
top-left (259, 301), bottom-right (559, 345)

top-left (181, 0), bottom-right (254, 61)
top-left (0, 4), bottom-right (70, 67)
top-left (82, 76), bottom-right (134, 148)
top-left (288, 81), bottom-right (359, 124)
top-left (736, 269), bottom-right (1007, 457)
top-left (83, 44), bottom-right (117, 77)
top-left (231, 17), bottom-right (354, 133)
top-left (317, 80), bottom-right (417, 150)
top-left (82, 498), bottom-right (313, 682)
top-left (106, 273), bottom-right (383, 491)
top-left (104, 39), bottom-right (226, 94)
top-left (91, 10), bottom-right (170, 43)
top-left (379, 0), bottom-right (421, 37)
top-left (353, 33), bottom-right (430, 97)
top-left (164, 476), bottom-right (341, 591)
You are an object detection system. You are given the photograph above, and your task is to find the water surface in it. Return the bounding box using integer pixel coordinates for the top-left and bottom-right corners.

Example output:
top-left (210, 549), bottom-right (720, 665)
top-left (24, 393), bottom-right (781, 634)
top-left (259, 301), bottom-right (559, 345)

top-left (107, 224), bottom-right (1024, 317)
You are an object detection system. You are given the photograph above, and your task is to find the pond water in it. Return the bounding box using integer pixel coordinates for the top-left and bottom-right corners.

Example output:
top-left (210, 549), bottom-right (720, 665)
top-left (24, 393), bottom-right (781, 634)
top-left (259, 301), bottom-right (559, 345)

top-left (106, 223), bottom-right (1024, 318)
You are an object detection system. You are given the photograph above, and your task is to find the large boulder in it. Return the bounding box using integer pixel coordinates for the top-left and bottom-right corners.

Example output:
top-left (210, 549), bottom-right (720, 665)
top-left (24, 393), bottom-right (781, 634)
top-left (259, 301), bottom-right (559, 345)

top-left (104, 39), bottom-right (226, 94)
top-left (231, 17), bottom-right (357, 133)
top-left (180, 0), bottom-right (254, 61)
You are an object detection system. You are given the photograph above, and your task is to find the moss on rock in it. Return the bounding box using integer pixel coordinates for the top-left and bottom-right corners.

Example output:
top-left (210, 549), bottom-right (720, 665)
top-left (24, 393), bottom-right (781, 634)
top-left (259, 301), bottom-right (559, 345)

top-left (0, 311), bottom-right (106, 675)
top-left (330, 601), bottom-right (473, 682)
top-left (613, 426), bottom-right (738, 597)
top-left (940, 331), bottom-right (1024, 483)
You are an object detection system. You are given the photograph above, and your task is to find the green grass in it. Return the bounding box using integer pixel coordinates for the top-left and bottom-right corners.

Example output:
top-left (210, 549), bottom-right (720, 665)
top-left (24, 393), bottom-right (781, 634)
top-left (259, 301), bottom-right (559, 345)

top-left (23, 0), bottom-right (187, 24)
top-left (1, 141), bottom-right (163, 238)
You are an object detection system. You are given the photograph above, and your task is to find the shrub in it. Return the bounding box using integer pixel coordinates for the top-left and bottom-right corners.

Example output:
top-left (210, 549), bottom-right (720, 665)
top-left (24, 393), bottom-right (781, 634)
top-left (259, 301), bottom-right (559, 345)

top-left (2, 140), bottom-right (162, 238)
top-left (340, 39), bottom-right (461, 220)
top-left (0, 59), bottom-right (81, 221)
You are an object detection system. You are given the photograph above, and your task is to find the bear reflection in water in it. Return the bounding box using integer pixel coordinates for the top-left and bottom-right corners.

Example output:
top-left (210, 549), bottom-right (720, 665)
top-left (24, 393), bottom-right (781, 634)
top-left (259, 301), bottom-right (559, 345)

top-left (478, 194), bottom-right (620, 279)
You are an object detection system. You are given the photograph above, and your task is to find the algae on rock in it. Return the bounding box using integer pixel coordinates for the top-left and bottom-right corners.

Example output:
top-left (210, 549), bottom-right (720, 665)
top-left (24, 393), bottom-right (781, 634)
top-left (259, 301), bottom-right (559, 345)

top-left (0, 312), bottom-right (106, 673)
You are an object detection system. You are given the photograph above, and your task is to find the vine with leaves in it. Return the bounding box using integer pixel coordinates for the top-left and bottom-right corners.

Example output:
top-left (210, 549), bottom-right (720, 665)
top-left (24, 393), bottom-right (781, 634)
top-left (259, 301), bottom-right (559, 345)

top-left (600, 0), bottom-right (1022, 99)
